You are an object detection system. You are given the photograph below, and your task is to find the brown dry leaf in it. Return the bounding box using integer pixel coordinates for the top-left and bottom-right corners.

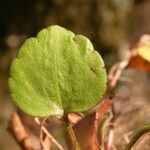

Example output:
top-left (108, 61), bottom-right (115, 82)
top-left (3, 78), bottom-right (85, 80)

top-left (68, 113), bottom-right (84, 124)
top-left (41, 134), bottom-right (51, 150)
top-left (66, 98), bottom-right (112, 150)
top-left (8, 112), bottom-right (33, 150)
top-left (127, 55), bottom-right (150, 72)
top-left (127, 34), bottom-right (150, 72)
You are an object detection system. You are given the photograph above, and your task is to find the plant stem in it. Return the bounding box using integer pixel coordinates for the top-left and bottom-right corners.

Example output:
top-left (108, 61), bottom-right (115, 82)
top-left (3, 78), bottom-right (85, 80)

top-left (63, 115), bottom-right (81, 150)
top-left (126, 125), bottom-right (150, 150)
top-left (34, 117), bottom-right (64, 150)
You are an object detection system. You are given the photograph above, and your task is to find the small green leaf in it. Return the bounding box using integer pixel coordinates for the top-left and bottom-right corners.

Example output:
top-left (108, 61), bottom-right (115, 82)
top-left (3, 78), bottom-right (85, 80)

top-left (138, 45), bottom-right (150, 62)
top-left (9, 25), bottom-right (107, 117)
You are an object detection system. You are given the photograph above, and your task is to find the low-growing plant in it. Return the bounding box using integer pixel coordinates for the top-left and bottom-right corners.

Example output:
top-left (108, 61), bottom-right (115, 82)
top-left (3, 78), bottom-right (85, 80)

top-left (9, 25), bottom-right (107, 150)
top-left (8, 25), bottom-right (150, 150)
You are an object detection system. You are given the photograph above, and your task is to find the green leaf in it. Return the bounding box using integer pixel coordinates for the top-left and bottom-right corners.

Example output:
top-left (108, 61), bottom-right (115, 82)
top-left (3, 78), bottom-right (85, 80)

top-left (9, 25), bottom-right (107, 117)
top-left (138, 45), bottom-right (150, 62)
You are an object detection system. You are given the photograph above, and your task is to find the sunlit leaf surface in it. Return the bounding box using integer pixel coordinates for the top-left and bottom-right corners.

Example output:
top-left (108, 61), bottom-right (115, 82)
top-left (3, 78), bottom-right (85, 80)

top-left (9, 25), bottom-right (107, 117)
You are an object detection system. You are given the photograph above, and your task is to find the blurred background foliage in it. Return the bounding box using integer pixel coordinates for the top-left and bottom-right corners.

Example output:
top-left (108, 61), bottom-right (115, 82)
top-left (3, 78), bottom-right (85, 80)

top-left (0, 0), bottom-right (150, 149)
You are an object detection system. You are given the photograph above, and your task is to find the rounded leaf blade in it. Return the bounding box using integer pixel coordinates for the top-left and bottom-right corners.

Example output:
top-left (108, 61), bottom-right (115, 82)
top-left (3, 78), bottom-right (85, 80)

top-left (9, 25), bottom-right (107, 117)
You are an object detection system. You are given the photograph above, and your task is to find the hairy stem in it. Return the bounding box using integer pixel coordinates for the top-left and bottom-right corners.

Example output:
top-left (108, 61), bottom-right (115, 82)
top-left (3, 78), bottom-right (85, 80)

top-left (126, 125), bottom-right (150, 150)
top-left (63, 115), bottom-right (81, 150)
